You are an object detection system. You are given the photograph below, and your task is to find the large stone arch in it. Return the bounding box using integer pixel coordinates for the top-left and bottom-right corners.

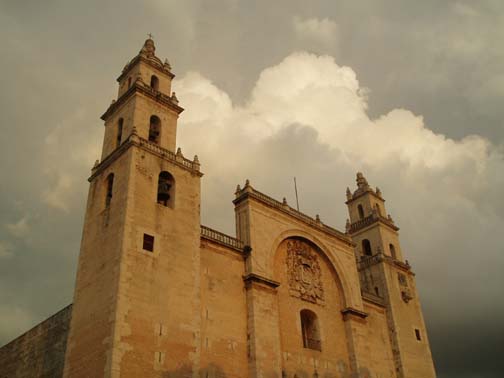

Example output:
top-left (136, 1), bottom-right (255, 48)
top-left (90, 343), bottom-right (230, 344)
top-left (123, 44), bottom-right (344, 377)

top-left (269, 228), bottom-right (353, 308)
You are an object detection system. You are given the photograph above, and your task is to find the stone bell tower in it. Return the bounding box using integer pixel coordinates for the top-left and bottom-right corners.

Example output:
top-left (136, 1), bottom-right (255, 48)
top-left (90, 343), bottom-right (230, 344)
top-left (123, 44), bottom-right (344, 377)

top-left (63, 38), bottom-right (203, 378)
top-left (345, 172), bottom-right (436, 378)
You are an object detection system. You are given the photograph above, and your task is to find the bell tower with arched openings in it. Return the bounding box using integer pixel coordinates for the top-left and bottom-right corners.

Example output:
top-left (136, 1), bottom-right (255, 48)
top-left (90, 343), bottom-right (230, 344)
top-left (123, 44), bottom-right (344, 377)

top-left (346, 172), bottom-right (436, 378)
top-left (63, 38), bottom-right (203, 378)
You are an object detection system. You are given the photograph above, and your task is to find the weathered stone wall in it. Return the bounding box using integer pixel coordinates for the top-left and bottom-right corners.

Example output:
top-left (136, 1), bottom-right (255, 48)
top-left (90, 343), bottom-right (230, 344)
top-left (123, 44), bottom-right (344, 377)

top-left (199, 240), bottom-right (249, 377)
top-left (0, 305), bottom-right (72, 378)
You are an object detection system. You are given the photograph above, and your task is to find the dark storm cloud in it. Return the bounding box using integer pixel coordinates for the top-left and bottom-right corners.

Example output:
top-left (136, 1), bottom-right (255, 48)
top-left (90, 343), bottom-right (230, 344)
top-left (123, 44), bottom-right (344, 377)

top-left (0, 2), bottom-right (503, 378)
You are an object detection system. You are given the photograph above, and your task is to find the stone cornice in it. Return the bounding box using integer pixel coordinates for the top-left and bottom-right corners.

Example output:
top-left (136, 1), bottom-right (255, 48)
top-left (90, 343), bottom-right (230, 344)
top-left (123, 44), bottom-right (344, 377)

top-left (117, 54), bottom-right (175, 83)
top-left (341, 307), bottom-right (368, 320)
top-left (348, 212), bottom-right (399, 234)
top-left (88, 132), bottom-right (202, 182)
top-left (233, 184), bottom-right (354, 247)
top-left (243, 273), bottom-right (280, 290)
top-left (101, 80), bottom-right (184, 121)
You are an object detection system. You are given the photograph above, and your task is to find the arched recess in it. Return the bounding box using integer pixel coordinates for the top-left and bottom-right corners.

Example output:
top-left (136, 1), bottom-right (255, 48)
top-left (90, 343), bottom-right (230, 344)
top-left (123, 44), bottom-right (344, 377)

top-left (150, 75), bottom-right (159, 91)
top-left (105, 173), bottom-right (114, 208)
top-left (357, 204), bottom-right (365, 219)
top-left (269, 229), bottom-right (354, 309)
top-left (157, 171), bottom-right (175, 207)
top-left (149, 115), bottom-right (161, 144)
top-left (389, 243), bottom-right (397, 259)
top-left (300, 309), bottom-right (322, 351)
top-left (271, 231), bottom-right (354, 372)
top-left (362, 239), bottom-right (372, 257)
top-left (116, 118), bottom-right (123, 148)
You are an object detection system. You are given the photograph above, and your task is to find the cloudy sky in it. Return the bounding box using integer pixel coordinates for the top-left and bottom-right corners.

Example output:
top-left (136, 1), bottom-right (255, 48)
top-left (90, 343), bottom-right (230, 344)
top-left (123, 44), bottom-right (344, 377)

top-left (1, 1), bottom-right (503, 377)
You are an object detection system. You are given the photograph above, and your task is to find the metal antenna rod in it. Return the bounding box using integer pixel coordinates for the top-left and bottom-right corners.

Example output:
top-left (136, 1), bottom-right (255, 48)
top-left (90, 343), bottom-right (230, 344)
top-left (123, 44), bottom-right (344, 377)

top-left (294, 177), bottom-right (300, 211)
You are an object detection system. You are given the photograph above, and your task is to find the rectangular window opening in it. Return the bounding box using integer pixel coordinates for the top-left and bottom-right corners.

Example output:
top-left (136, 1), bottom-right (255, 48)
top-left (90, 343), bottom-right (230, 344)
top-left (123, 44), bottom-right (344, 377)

top-left (143, 234), bottom-right (154, 252)
top-left (415, 328), bottom-right (421, 341)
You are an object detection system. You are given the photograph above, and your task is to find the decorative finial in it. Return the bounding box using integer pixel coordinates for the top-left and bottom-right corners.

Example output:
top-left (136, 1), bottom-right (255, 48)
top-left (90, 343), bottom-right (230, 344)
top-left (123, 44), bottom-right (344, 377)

top-left (282, 197), bottom-right (288, 206)
top-left (346, 187), bottom-right (352, 201)
top-left (164, 58), bottom-right (172, 70)
top-left (176, 147), bottom-right (183, 157)
top-left (345, 218), bottom-right (351, 232)
top-left (93, 159), bottom-right (100, 168)
top-left (193, 155), bottom-right (199, 163)
top-left (376, 187), bottom-right (382, 197)
top-left (245, 179), bottom-right (250, 187)
top-left (140, 36), bottom-right (156, 57)
top-left (111, 99), bottom-right (116, 104)
top-left (315, 214), bottom-right (321, 223)
top-left (356, 172), bottom-right (369, 189)
top-left (236, 184), bottom-right (241, 194)
top-left (132, 126), bottom-right (138, 135)
top-left (171, 92), bottom-right (179, 104)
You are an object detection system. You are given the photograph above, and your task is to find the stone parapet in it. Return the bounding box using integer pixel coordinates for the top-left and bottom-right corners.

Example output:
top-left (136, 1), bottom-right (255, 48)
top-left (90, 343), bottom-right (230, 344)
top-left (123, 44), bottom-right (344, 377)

top-left (233, 181), bottom-right (353, 246)
top-left (357, 252), bottom-right (412, 273)
top-left (200, 225), bottom-right (245, 252)
top-left (349, 212), bottom-right (399, 234)
top-left (89, 131), bottom-right (202, 182)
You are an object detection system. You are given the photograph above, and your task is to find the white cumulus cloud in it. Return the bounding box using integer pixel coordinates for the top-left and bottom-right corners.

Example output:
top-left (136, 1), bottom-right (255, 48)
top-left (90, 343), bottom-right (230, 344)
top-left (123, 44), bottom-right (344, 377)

top-left (174, 51), bottom-right (504, 323)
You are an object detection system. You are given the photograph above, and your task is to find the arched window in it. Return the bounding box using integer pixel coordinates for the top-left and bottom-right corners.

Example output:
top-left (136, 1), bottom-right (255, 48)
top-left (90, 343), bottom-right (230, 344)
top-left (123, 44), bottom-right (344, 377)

top-left (362, 239), bottom-right (372, 257)
top-left (389, 243), bottom-right (397, 259)
top-left (157, 171), bottom-right (174, 207)
top-left (127, 77), bottom-right (132, 88)
top-left (105, 173), bottom-right (114, 207)
top-left (300, 310), bottom-right (321, 351)
top-left (116, 118), bottom-right (123, 148)
top-left (357, 204), bottom-right (365, 219)
top-left (150, 75), bottom-right (159, 91)
top-left (149, 115), bottom-right (161, 144)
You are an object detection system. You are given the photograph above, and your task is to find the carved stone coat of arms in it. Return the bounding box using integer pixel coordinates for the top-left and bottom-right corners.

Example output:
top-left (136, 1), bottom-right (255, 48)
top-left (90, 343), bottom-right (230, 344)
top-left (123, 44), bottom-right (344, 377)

top-left (286, 240), bottom-right (324, 304)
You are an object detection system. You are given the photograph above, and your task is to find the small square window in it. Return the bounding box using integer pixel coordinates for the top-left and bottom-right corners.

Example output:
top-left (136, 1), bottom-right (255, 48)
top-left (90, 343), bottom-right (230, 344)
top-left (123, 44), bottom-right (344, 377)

top-left (415, 328), bottom-right (421, 341)
top-left (143, 234), bottom-right (154, 252)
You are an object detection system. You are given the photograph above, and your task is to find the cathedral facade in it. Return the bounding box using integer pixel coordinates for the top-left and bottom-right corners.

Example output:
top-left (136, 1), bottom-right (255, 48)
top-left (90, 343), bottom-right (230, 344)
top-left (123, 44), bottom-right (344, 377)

top-left (0, 39), bottom-right (436, 378)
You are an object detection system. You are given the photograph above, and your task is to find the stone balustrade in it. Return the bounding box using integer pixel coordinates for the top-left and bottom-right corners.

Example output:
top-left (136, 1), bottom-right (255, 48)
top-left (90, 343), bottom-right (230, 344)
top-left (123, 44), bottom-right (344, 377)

top-left (200, 225), bottom-right (245, 252)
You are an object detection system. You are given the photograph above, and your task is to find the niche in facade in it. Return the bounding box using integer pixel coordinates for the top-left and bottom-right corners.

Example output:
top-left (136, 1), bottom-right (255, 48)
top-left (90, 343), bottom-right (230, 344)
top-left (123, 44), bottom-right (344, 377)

top-left (300, 309), bottom-right (321, 351)
top-left (157, 171), bottom-right (174, 207)
top-left (149, 115), bottom-right (161, 144)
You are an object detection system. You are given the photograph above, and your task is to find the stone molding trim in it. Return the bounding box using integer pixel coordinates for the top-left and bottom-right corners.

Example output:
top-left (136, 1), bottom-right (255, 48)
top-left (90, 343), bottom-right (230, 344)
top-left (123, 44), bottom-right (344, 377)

top-left (89, 131), bottom-right (202, 182)
top-left (341, 307), bottom-right (369, 321)
top-left (357, 253), bottom-right (412, 274)
top-left (233, 182), bottom-right (353, 247)
top-left (243, 273), bottom-right (280, 291)
top-left (101, 80), bottom-right (184, 121)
